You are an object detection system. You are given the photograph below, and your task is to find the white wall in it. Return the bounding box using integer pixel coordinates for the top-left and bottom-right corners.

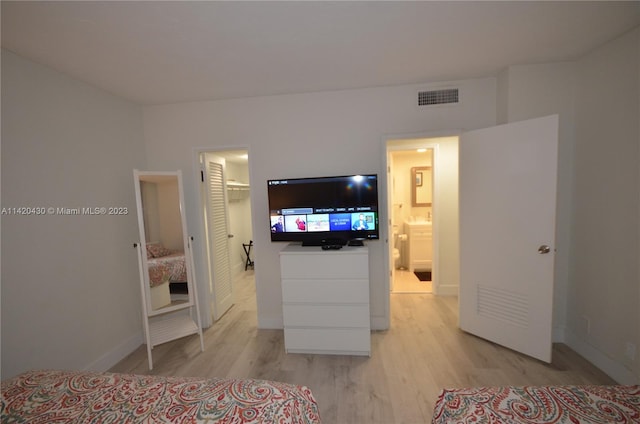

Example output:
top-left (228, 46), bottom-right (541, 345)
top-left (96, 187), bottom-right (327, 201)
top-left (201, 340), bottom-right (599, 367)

top-left (498, 27), bottom-right (640, 384)
top-left (142, 180), bottom-right (184, 250)
top-left (570, 28), bottom-right (639, 384)
top-left (142, 78), bottom-right (497, 329)
top-left (156, 180), bottom-right (184, 251)
top-left (436, 138), bottom-right (461, 294)
top-left (1, 51), bottom-right (146, 378)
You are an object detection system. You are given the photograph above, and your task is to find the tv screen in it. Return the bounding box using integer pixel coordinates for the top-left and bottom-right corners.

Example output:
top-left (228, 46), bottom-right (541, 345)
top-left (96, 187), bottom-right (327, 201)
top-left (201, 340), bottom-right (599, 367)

top-left (267, 174), bottom-right (379, 246)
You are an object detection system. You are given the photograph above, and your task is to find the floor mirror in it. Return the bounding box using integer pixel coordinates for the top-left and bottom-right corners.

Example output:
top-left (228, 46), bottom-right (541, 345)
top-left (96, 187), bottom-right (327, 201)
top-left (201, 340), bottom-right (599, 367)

top-left (133, 169), bottom-right (204, 370)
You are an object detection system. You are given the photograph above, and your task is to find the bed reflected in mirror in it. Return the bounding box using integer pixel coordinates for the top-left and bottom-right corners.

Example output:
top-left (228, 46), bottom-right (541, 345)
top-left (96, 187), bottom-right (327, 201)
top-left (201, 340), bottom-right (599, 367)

top-left (135, 173), bottom-right (192, 313)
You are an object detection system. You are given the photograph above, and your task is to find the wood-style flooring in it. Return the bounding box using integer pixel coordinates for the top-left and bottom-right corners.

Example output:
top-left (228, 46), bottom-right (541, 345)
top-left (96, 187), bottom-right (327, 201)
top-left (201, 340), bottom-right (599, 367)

top-left (110, 270), bottom-right (616, 424)
top-left (392, 268), bottom-right (432, 293)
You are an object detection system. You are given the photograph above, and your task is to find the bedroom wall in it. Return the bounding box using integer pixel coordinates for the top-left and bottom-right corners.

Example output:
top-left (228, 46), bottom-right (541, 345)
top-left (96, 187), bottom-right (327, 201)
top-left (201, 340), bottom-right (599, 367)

top-left (156, 180), bottom-right (184, 251)
top-left (498, 27), bottom-right (640, 384)
top-left (141, 78), bottom-right (497, 330)
top-left (141, 183), bottom-right (162, 242)
top-left (1, 50), bottom-right (146, 379)
top-left (569, 27), bottom-right (639, 384)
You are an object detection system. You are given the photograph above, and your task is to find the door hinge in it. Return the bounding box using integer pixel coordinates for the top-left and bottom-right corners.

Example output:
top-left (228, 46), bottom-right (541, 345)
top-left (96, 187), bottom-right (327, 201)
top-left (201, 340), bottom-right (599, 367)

top-left (201, 170), bottom-right (204, 182)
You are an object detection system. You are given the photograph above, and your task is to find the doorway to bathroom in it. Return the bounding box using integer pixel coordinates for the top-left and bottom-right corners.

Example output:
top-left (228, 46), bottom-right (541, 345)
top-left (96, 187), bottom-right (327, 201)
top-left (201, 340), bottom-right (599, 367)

top-left (386, 135), bottom-right (459, 295)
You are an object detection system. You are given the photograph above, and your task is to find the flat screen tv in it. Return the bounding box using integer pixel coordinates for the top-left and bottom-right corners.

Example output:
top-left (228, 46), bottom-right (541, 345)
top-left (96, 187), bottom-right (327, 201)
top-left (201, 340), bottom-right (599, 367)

top-left (267, 174), bottom-right (379, 246)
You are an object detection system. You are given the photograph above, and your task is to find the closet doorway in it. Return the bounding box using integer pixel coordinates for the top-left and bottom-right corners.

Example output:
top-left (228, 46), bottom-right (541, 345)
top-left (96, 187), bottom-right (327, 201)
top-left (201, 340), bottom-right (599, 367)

top-left (199, 149), bottom-right (253, 322)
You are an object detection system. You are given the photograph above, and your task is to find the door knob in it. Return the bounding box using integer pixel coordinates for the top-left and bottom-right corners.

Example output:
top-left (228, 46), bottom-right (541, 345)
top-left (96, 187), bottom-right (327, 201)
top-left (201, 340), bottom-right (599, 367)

top-left (228, 234), bottom-right (234, 238)
top-left (538, 245), bottom-right (551, 254)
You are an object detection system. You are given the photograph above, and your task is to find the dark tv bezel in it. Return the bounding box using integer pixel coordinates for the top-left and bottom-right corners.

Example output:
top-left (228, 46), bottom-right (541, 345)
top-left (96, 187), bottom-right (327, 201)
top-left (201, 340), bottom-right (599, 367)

top-left (267, 174), bottom-right (379, 246)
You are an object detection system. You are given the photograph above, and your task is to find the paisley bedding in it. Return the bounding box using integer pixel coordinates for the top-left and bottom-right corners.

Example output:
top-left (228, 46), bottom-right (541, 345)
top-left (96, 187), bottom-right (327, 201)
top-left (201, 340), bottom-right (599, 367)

top-left (148, 253), bottom-right (187, 288)
top-left (432, 384), bottom-right (640, 423)
top-left (1, 369), bottom-right (321, 423)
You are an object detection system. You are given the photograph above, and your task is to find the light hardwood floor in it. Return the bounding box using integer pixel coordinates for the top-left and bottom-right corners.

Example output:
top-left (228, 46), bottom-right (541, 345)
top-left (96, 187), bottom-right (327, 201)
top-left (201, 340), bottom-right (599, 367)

top-left (111, 270), bottom-right (616, 424)
top-left (392, 268), bottom-right (432, 293)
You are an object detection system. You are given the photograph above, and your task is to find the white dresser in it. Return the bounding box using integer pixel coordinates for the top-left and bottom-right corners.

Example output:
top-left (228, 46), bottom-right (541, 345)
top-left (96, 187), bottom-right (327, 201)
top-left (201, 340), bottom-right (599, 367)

top-left (279, 243), bottom-right (371, 356)
top-left (404, 221), bottom-right (433, 272)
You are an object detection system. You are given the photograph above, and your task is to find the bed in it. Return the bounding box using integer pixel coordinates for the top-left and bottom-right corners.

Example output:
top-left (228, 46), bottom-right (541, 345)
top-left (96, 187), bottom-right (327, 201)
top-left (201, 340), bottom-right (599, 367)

top-left (432, 384), bottom-right (640, 423)
top-left (1, 369), bottom-right (321, 423)
top-left (148, 252), bottom-right (188, 284)
top-left (146, 243), bottom-right (188, 309)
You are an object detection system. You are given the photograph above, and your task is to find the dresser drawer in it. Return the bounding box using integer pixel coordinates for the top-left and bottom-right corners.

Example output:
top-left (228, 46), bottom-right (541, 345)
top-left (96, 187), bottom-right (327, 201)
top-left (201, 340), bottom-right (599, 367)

top-left (284, 328), bottom-right (370, 355)
top-left (283, 304), bottom-right (370, 328)
top-left (281, 278), bottom-right (369, 303)
top-left (280, 251), bottom-right (368, 280)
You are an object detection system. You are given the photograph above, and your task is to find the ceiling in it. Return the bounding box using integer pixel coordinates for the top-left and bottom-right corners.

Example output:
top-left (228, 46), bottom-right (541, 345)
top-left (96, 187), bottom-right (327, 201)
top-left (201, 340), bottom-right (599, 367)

top-left (2, 1), bottom-right (639, 106)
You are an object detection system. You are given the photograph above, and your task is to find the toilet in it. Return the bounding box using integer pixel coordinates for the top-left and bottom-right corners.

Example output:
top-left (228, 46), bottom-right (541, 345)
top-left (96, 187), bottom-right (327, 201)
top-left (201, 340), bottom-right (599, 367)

top-left (393, 230), bottom-right (406, 269)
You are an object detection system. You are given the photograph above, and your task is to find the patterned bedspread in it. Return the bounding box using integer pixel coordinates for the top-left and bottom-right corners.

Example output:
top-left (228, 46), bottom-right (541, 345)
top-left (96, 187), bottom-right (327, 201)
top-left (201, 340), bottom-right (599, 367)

top-left (148, 253), bottom-right (187, 287)
top-left (432, 385), bottom-right (640, 423)
top-left (1, 370), bottom-right (321, 423)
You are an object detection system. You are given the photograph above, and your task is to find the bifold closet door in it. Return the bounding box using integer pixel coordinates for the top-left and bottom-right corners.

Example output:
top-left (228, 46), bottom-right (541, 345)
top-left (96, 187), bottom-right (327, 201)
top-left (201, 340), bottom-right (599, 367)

top-left (203, 157), bottom-right (234, 321)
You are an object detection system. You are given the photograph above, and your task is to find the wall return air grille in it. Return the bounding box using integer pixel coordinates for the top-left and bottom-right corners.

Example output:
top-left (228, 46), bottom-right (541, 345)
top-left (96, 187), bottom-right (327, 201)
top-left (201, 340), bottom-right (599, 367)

top-left (417, 88), bottom-right (459, 107)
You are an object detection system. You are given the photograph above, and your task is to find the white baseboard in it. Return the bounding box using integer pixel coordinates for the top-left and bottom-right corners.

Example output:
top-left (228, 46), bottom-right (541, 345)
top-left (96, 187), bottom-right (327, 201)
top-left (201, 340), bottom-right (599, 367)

top-left (565, 330), bottom-right (639, 385)
top-left (84, 332), bottom-right (143, 372)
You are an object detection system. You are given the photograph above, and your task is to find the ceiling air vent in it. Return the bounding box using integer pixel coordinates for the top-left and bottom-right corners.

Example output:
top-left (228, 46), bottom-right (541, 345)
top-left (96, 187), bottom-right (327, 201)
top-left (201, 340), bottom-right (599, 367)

top-left (417, 88), bottom-right (459, 107)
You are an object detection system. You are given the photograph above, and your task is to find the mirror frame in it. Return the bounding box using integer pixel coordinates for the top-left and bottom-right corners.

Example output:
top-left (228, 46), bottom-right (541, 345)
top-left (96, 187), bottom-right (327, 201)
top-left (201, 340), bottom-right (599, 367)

top-left (411, 166), bottom-right (432, 207)
top-left (133, 170), bottom-right (195, 315)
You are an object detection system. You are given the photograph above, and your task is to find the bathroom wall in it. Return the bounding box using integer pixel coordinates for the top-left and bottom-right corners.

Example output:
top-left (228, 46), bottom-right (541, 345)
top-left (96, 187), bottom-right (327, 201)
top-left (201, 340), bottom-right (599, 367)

top-left (390, 150), bottom-right (433, 227)
top-left (391, 151), bottom-right (430, 271)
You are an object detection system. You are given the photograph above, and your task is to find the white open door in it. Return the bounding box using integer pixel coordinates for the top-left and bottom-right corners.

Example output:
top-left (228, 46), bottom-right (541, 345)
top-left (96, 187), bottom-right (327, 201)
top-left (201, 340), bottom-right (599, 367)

top-left (459, 115), bottom-right (558, 363)
top-left (202, 155), bottom-right (234, 321)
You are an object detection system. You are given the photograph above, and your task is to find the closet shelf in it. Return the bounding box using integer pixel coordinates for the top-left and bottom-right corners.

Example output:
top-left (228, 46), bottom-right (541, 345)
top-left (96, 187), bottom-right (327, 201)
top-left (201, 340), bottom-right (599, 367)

top-left (226, 181), bottom-right (250, 190)
top-left (227, 180), bottom-right (250, 201)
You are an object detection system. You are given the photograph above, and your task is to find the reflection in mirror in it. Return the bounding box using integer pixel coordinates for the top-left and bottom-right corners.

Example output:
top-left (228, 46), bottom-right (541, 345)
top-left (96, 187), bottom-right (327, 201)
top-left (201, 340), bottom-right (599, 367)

top-left (412, 166), bottom-right (432, 207)
top-left (136, 173), bottom-right (191, 313)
